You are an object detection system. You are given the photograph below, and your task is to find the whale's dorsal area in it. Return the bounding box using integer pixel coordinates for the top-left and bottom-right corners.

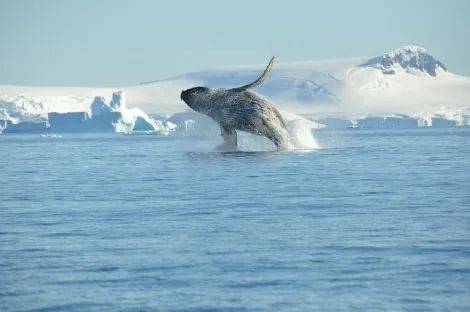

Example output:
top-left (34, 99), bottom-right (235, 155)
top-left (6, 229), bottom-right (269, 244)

top-left (229, 57), bottom-right (275, 92)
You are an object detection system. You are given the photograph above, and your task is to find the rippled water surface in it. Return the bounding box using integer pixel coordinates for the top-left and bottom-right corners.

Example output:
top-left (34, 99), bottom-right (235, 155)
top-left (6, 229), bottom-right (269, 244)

top-left (1, 129), bottom-right (470, 311)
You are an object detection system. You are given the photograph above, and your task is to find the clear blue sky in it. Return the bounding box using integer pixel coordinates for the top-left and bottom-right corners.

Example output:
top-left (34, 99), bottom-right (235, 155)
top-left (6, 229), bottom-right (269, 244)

top-left (1, 0), bottom-right (469, 87)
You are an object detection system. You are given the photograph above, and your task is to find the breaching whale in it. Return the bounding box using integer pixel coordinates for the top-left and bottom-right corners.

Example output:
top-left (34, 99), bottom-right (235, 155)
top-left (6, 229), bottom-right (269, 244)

top-left (180, 57), bottom-right (290, 150)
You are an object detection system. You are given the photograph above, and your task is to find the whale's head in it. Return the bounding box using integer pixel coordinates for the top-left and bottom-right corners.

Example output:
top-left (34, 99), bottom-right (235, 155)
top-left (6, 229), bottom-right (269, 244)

top-left (181, 87), bottom-right (211, 113)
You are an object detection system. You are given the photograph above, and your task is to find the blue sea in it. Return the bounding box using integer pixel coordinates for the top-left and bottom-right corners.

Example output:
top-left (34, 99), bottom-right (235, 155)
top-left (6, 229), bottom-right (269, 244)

top-left (1, 128), bottom-right (470, 311)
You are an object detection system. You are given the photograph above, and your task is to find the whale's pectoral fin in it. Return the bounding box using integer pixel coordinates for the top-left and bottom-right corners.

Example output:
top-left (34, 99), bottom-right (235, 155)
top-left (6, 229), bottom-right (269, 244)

top-left (218, 125), bottom-right (237, 150)
top-left (230, 56), bottom-right (275, 92)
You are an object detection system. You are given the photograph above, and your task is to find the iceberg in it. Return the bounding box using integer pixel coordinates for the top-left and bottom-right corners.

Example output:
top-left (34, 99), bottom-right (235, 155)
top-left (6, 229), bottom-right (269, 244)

top-left (355, 114), bottom-right (418, 129)
top-left (0, 91), bottom-right (175, 134)
top-left (90, 96), bottom-right (111, 117)
top-left (48, 112), bottom-right (89, 132)
top-left (132, 116), bottom-right (155, 132)
top-left (3, 120), bottom-right (49, 133)
top-left (0, 96), bottom-right (47, 123)
top-left (317, 118), bottom-right (353, 129)
top-left (430, 116), bottom-right (457, 128)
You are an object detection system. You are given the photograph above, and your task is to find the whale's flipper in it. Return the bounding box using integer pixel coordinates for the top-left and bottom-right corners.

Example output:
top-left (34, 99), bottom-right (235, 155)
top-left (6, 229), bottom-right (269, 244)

top-left (230, 57), bottom-right (275, 92)
top-left (218, 125), bottom-right (238, 150)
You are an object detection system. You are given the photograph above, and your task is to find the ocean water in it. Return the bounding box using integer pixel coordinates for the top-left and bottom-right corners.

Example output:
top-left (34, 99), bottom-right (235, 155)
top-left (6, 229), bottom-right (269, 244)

top-left (1, 128), bottom-right (470, 311)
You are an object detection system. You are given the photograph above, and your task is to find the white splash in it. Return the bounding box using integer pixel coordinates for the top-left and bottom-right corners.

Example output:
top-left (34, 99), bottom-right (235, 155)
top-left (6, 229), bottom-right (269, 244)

top-left (281, 110), bottom-right (323, 150)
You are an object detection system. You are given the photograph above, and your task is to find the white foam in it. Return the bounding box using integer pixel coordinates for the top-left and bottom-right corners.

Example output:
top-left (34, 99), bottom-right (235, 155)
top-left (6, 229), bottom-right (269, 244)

top-left (281, 110), bottom-right (322, 150)
top-left (40, 134), bottom-right (62, 139)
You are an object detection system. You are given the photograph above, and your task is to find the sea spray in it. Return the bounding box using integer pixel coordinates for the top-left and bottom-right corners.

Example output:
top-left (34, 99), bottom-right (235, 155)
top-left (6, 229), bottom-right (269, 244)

top-left (281, 110), bottom-right (323, 150)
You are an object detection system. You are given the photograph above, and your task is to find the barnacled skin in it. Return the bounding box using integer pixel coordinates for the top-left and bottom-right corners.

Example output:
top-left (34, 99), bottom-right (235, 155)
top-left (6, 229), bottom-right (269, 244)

top-left (180, 57), bottom-right (290, 150)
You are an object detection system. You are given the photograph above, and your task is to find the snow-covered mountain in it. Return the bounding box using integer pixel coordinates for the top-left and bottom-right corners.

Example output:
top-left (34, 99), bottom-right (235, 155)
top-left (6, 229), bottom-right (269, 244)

top-left (362, 46), bottom-right (447, 76)
top-left (1, 45), bottom-right (469, 132)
